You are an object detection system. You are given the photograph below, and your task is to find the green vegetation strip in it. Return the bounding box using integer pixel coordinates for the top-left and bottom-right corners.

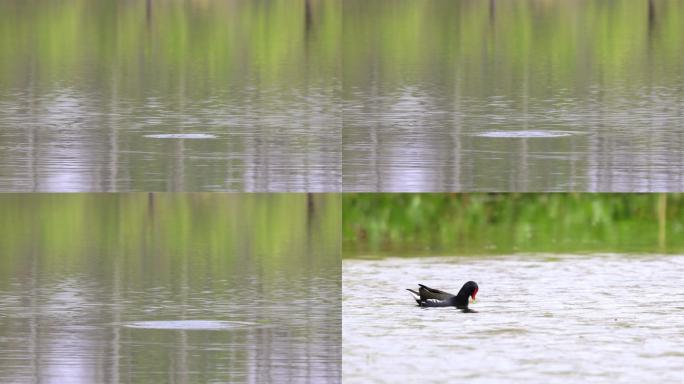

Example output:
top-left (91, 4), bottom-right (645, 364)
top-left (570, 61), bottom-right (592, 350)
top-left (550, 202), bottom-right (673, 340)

top-left (344, 194), bottom-right (683, 258)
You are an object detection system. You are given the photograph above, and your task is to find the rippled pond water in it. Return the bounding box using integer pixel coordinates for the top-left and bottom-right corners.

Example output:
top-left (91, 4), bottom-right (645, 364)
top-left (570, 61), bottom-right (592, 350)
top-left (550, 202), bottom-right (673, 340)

top-left (344, 255), bottom-right (684, 383)
top-left (343, 0), bottom-right (684, 192)
top-left (0, 194), bottom-right (341, 383)
top-left (0, 0), bottom-right (340, 192)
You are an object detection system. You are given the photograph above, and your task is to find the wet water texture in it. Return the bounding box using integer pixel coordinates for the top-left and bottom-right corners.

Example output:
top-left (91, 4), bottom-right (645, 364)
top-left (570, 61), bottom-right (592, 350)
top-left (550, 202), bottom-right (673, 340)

top-left (0, 194), bottom-right (341, 383)
top-left (343, 0), bottom-right (684, 192)
top-left (0, 1), bottom-right (340, 192)
top-left (343, 255), bottom-right (684, 383)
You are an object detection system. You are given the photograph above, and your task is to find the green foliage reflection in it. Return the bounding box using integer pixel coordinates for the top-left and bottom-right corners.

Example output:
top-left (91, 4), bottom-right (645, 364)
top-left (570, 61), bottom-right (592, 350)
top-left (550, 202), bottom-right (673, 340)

top-left (0, 194), bottom-right (340, 286)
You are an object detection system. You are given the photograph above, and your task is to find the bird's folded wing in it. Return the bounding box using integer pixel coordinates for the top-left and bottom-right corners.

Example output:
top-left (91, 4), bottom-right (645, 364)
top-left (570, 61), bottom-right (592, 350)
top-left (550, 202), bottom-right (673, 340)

top-left (418, 284), bottom-right (454, 300)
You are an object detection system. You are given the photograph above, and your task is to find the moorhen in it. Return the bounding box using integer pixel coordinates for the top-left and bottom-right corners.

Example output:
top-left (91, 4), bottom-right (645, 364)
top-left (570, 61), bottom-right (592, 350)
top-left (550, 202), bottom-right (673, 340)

top-left (407, 281), bottom-right (479, 313)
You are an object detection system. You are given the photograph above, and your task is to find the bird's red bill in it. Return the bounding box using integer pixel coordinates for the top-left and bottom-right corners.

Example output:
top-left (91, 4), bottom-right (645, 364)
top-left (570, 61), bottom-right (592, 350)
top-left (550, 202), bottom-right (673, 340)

top-left (471, 287), bottom-right (478, 300)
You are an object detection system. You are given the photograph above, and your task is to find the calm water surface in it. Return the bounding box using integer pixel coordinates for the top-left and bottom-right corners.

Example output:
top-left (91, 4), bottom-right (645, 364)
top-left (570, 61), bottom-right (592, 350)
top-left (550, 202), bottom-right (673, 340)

top-left (344, 255), bottom-right (684, 383)
top-left (0, 194), bottom-right (341, 383)
top-left (343, 0), bottom-right (684, 191)
top-left (0, 0), bottom-right (340, 192)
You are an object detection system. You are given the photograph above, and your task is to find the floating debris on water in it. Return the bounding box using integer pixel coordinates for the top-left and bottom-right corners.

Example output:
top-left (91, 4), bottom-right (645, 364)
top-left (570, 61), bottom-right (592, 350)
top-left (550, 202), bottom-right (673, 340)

top-left (474, 130), bottom-right (577, 138)
top-left (144, 133), bottom-right (217, 139)
top-left (122, 320), bottom-right (254, 330)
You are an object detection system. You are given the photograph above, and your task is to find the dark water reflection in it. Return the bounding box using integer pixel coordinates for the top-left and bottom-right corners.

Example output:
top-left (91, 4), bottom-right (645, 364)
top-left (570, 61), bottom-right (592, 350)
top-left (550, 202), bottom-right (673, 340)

top-left (0, 0), bottom-right (340, 192)
top-left (343, 0), bottom-right (684, 192)
top-left (0, 194), bottom-right (341, 383)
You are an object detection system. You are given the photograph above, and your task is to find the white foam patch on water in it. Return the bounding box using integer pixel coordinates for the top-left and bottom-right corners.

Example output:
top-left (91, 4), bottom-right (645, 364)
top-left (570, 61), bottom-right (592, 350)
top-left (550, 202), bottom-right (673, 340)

top-left (475, 130), bottom-right (576, 138)
top-left (144, 133), bottom-right (217, 139)
top-left (123, 320), bottom-right (253, 330)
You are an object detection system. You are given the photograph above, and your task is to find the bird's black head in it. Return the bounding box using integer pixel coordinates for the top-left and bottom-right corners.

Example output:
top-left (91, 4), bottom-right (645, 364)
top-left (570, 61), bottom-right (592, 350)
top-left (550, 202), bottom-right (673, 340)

top-left (459, 281), bottom-right (479, 302)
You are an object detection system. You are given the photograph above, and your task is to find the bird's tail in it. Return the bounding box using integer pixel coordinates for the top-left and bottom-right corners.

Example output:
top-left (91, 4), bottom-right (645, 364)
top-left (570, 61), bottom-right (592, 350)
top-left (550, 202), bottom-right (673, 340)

top-left (406, 288), bottom-right (421, 303)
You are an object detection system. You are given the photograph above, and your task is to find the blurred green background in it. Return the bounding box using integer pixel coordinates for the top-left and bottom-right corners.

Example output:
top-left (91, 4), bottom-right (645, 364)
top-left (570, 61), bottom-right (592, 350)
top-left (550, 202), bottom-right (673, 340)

top-left (0, 0), bottom-right (340, 92)
top-left (0, 193), bottom-right (340, 286)
top-left (343, 194), bottom-right (684, 257)
top-left (343, 0), bottom-right (684, 93)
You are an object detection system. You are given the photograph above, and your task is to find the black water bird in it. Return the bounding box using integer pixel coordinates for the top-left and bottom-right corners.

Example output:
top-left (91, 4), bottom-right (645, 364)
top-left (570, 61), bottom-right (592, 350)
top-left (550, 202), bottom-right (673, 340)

top-left (407, 281), bottom-right (479, 313)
